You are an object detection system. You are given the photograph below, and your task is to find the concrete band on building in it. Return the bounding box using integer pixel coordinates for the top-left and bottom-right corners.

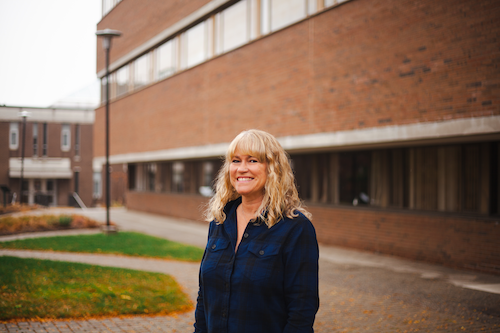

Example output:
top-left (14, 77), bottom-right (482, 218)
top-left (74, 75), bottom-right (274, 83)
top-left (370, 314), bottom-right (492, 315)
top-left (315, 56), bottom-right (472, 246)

top-left (93, 0), bottom-right (500, 274)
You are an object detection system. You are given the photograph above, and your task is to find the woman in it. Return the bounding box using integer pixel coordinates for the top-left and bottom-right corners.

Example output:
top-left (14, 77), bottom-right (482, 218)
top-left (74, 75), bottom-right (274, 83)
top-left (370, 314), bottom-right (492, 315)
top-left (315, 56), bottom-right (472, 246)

top-left (194, 129), bottom-right (319, 333)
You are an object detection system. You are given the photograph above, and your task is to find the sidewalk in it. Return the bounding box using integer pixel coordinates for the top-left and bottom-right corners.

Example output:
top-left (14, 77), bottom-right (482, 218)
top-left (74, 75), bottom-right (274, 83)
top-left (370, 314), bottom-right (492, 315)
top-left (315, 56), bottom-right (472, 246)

top-left (1, 207), bottom-right (500, 332)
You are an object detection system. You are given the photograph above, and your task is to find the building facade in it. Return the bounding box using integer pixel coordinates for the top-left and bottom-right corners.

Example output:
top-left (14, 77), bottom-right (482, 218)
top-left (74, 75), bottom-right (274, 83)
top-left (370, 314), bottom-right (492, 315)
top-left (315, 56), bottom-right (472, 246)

top-left (0, 106), bottom-right (96, 208)
top-left (95, 0), bottom-right (500, 273)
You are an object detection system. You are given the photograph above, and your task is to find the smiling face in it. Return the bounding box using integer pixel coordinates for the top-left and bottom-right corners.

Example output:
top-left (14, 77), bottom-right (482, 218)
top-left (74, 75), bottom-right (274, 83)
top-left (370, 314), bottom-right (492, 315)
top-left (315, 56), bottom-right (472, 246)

top-left (229, 148), bottom-right (268, 203)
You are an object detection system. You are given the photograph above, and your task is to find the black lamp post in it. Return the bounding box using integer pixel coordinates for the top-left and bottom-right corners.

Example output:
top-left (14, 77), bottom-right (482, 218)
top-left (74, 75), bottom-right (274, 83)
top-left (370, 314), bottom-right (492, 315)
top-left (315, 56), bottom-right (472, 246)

top-left (18, 110), bottom-right (29, 205)
top-left (96, 29), bottom-right (121, 231)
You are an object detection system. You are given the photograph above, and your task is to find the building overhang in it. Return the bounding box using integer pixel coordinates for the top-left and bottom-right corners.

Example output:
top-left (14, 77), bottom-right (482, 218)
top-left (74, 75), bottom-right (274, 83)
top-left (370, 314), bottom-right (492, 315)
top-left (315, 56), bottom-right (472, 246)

top-left (93, 115), bottom-right (500, 167)
top-left (0, 106), bottom-right (94, 124)
top-left (9, 158), bottom-right (73, 179)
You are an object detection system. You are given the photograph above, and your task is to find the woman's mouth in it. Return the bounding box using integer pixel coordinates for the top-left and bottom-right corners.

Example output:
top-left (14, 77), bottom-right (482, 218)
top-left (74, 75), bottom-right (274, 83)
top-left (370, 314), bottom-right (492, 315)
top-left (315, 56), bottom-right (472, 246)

top-left (237, 177), bottom-right (253, 181)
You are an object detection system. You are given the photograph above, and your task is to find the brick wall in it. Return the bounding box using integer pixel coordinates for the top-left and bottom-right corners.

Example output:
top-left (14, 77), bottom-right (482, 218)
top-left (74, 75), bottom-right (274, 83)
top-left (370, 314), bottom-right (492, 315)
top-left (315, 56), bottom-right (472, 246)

top-left (308, 204), bottom-right (500, 274)
top-left (126, 190), bottom-right (209, 222)
top-left (57, 179), bottom-right (70, 206)
top-left (125, 190), bottom-right (500, 274)
top-left (74, 124), bottom-right (94, 206)
top-left (94, 0), bottom-right (500, 158)
top-left (0, 123), bottom-right (10, 188)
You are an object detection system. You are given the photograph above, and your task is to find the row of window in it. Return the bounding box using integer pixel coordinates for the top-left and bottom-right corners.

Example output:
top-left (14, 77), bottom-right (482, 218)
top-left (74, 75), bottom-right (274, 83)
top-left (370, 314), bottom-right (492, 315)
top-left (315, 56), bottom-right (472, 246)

top-left (128, 159), bottom-right (223, 196)
top-left (9, 122), bottom-right (81, 157)
top-left (128, 142), bottom-right (500, 216)
top-left (102, 0), bottom-right (122, 17)
top-left (101, 0), bottom-right (348, 102)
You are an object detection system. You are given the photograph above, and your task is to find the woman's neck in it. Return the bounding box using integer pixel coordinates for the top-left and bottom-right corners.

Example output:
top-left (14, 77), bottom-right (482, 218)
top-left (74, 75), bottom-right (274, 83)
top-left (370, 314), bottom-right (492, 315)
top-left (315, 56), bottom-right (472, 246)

top-left (239, 195), bottom-right (263, 217)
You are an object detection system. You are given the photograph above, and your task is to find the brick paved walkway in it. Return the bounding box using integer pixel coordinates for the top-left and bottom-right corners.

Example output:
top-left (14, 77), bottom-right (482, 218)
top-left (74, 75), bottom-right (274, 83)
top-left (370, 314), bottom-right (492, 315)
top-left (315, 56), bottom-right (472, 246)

top-left (1, 207), bottom-right (500, 332)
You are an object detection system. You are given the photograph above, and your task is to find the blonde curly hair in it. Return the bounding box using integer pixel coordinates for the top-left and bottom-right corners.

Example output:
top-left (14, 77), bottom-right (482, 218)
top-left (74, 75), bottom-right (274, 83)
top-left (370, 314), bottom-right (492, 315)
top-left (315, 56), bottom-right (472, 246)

top-left (205, 129), bottom-right (311, 227)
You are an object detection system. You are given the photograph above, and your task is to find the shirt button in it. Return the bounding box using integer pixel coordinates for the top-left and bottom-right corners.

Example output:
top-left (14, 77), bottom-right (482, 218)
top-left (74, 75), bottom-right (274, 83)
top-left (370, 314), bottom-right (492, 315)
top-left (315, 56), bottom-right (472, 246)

top-left (243, 233), bottom-right (249, 238)
top-left (211, 244), bottom-right (216, 249)
top-left (259, 250), bottom-right (265, 255)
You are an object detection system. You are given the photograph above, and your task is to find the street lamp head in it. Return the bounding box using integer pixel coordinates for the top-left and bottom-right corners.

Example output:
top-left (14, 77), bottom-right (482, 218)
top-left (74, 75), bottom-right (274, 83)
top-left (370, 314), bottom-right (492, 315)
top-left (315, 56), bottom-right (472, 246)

top-left (18, 110), bottom-right (30, 118)
top-left (96, 29), bottom-right (122, 50)
top-left (96, 28), bottom-right (122, 38)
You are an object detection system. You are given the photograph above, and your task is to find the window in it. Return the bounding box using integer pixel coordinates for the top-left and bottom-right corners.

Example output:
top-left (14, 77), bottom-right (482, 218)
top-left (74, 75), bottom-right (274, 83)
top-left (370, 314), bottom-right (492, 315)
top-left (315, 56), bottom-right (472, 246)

top-left (308, 0), bottom-right (317, 15)
top-left (42, 123), bottom-right (48, 156)
top-left (134, 53), bottom-right (151, 88)
top-left (61, 124), bottom-right (71, 152)
top-left (146, 163), bottom-right (157, 192)
top-left (183, 21), bottom-right (208, 69)
top-left (93, 172), bottom-right (102, 199)
top-left (339, 151), bottom-right (371, 205)
top-left (33, 123), bottom-right (38, 156)
top-left (217, 0), bottom-right (248, 54)
top-left (102, 0), bottom-right (121, 17)
top-left (288, 142), bottom-right (498, 216)
top-left (116, 65), bottom-right (129, 97)
top-left (156, 39), bottom-right (177, 80)
top-left (9, 122), bottom-right (19, 150)
top-left (74, 171), bottom-right (80, 194)
top-left (271, 0), bottom-right (307, 32)
top-left (325, 0), bottom-right (348, 6)
top-left (200, 161), bottom-right (219, 197)
top-left (172, 161), bottom-right (184, 193)
top-left (74, 124), bottom-right (80, 157)
top-left (102, 0), bottom-right (113, 16)
top-left (128, 164), bottom-right (136, 190)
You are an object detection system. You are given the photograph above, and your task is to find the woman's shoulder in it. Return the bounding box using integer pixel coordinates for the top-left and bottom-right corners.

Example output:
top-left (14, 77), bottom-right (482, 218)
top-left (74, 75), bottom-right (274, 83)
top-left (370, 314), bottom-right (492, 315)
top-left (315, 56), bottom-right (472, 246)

top-left (277, 211), bottom-right (318, 251)
top-left (287, 209), bottom-right (312, 223)
top-left (281, 210), bottom-right (315, 232)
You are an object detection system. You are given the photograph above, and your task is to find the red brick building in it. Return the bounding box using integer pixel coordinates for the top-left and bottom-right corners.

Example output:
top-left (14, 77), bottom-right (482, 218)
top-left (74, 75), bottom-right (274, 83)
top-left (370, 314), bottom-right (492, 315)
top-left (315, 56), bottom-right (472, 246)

top-left (95, 0), bottom-right (500, 273)
top-left (0, 106), bottom-right (95, 207)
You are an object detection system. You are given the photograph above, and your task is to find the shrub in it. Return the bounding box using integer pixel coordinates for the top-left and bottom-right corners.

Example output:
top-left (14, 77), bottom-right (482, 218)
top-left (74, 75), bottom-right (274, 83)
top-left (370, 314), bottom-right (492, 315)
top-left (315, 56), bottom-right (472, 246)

top-left (58, 215), bottom-right (72, 227)
top-left (0, 214), bottom-right (100, 235)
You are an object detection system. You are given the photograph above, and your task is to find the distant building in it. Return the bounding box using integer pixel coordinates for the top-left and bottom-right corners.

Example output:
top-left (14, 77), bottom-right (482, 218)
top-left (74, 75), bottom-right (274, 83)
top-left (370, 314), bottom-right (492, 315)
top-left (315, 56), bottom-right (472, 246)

top-left (0, 106), bottom-right (96, 208)
top-left (95, 0), bottom-right (500, 273)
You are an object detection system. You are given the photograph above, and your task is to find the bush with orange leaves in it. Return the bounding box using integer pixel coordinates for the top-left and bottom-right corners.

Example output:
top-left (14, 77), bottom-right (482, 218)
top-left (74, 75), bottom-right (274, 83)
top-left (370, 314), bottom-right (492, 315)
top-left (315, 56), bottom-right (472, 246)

top-left (0, 214), bottom-right (100, 236)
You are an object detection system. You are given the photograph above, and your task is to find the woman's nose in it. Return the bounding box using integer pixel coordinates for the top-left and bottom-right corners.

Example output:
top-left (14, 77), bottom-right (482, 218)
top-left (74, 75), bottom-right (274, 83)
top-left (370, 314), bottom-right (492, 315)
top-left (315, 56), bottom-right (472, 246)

top-left (238, 161), bottom-right (249, 171)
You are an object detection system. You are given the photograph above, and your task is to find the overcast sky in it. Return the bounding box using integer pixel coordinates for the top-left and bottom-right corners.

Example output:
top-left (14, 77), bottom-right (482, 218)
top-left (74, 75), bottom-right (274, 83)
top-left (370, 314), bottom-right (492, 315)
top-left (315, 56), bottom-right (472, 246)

top-left (0, 0), bottom-right (102, 107)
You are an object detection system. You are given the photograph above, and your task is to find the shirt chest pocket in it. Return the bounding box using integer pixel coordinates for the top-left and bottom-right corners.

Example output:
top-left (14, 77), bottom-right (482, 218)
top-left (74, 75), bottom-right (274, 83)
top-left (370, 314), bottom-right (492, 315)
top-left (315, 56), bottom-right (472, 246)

top-left (244, 242), bottom-right (281, 282)
top-left (202, 237), bottom-right (230, 274)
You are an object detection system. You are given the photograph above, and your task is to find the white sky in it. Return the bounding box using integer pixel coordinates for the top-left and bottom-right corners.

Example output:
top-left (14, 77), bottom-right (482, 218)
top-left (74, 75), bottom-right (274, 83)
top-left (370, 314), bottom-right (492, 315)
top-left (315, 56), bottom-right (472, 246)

top-left (0, 0), bottom-right (102, 107)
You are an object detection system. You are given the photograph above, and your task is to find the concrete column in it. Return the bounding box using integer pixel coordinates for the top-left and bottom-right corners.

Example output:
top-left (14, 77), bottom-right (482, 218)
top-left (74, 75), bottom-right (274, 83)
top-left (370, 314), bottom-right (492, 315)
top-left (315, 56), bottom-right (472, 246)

top-left (437, 147), bottom-right (446, 211)
top-left (28, 179), bottom-right (34, 205)
top-left (445, 146), bottom-right (460, 212)
top-left (480, 143), bottom-right (490, 214)
top-left (311, 155), bottom-right (319, 203)
top-left (408, 148), bottom-right (415, 210)
top-left (329, 153), bottom-right (339, 204)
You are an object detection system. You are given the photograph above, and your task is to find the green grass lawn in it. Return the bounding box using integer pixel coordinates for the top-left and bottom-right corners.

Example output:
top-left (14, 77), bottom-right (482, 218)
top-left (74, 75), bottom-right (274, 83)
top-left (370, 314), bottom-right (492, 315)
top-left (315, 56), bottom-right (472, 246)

top-left (0, 256), bottom-right (192, 320)
top-left (0, 232), bottom-right (203, 262)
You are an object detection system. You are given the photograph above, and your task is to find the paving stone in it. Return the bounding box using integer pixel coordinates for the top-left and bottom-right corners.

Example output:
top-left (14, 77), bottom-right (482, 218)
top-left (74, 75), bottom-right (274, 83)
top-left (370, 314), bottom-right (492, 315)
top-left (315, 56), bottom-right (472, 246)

top-left (2, 208), bottom-right (500, 332)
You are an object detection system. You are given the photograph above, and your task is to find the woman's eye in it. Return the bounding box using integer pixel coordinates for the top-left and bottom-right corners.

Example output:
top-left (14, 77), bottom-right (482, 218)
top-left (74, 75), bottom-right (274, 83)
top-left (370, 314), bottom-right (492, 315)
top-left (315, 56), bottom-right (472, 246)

top-left (232, 159), bottom-right (240, 163)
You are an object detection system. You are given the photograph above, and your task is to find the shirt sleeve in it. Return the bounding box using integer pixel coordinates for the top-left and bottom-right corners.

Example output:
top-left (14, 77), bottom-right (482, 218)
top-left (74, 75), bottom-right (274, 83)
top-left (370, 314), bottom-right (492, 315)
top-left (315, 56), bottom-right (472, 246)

top-left (282, 217), bottom-right (320, 333)
top-left (193, 223), bottom-right (213, 333)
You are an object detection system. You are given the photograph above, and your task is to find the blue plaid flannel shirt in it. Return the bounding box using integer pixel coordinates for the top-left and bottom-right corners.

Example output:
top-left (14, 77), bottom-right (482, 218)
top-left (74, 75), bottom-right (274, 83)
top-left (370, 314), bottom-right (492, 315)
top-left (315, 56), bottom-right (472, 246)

top-left (194, 197), bottom-right (319, 333)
